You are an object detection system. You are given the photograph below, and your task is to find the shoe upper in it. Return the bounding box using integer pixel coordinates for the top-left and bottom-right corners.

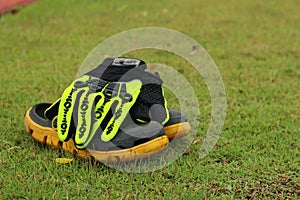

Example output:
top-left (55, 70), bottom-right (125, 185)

top-left (29, 57), bottom-right (187, 151)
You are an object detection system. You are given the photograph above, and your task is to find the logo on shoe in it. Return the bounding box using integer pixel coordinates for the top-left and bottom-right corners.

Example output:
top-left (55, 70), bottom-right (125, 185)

top-left (78, 95), bottom-right (89, 138)
top-left (95, 96), bottom-right (110, 119)
top-left (60, 89), bottom-right (74, 136)
top-left (78, 77), bottom-right (99, 139)
top-left (105, 103), bottom-right (123, 136)
top-left (112, 57), bottom-right (140, 67)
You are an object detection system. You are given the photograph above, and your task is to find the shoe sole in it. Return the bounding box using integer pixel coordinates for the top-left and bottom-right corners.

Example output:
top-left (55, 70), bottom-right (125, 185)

top-left (164, 122), bottom-right (190, 140)
top-left (24, 109), bottom-right (169, 163)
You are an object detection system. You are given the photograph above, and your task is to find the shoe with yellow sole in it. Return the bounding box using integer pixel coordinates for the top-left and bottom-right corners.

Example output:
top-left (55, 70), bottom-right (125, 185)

top-left (24, 57), bottom-right (190, 162)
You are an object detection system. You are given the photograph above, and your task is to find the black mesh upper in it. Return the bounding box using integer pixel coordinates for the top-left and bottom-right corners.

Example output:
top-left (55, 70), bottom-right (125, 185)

top-left (86, 57), bottom-right (167, 125)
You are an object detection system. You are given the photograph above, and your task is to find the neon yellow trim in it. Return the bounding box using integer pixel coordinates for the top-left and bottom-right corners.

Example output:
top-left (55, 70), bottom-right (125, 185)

top-left (57, 75), bottom-right (90, 142)
top-left (44, 98), bottom-right (61, 119)
top-left (161, 87), bottom-right (170, 125)
top-left (74, 86), bottom-right (93, 148)
top-left (101, 80), bottom-right (142, 142)
top-left (89, 84), bottom-right (114, 143)
top-left (75, 83), bottom-right (108, 149)
top-left (51, 116), bottom-right (58, 131)
top-left (136, 119), bottom-right (147, 123)
top-left (56, 75), bottom-right (142, 148)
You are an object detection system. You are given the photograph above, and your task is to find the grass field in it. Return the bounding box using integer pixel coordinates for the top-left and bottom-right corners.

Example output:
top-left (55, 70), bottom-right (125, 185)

top-left (0, 0), bottom-right (299, 199)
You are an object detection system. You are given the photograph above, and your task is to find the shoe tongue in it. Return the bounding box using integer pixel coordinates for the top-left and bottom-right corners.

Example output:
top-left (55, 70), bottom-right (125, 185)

top-left (85, 57), bottom-right (162, 84)
top-left (85, 57), bottom-right (147, 82)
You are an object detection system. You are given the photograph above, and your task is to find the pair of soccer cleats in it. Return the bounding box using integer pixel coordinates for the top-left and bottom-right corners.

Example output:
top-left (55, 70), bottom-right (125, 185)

top-left (24, 57), bottom-right (190, 163)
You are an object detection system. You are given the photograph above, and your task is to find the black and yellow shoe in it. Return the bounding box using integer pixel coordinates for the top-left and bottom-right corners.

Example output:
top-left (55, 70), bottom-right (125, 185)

top-left (24, 58), bottom-right (190, 162)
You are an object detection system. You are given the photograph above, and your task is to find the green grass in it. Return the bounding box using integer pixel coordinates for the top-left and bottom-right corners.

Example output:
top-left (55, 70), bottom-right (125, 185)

top-left (0, 0), bottom-right (299, 199)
